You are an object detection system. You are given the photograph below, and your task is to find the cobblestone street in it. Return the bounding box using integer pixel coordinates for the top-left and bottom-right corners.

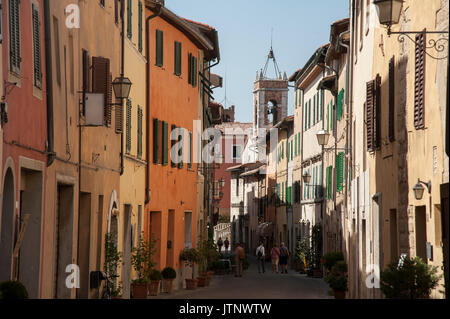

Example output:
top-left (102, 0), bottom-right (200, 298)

top-left (154, 258), bottom-right (332, 299)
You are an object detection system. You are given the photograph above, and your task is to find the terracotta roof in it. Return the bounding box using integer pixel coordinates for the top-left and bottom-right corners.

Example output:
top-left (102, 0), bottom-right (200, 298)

top-left (183, 18), bottom-right (215, 31)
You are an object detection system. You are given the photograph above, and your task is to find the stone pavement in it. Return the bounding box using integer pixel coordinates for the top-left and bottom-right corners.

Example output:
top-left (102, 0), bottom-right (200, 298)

top-left (153, 257), bottom-right (332, 299)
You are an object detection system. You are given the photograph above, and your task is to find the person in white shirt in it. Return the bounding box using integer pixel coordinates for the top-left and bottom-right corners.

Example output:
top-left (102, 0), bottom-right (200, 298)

top-left (256, 242), bottom-right (266, 274)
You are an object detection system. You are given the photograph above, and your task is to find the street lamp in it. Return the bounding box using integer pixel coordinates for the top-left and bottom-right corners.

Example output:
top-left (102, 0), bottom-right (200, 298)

top-left (316, 130), bottom-right (330, 147)
top-left (302, 171), bottom-right (311, 184)
top-left (373, 0), bottom-right (403, 28)
top-left (413, 179), bottom-right (431, 200)
top-left (112, 76), bottom-right (132, 100)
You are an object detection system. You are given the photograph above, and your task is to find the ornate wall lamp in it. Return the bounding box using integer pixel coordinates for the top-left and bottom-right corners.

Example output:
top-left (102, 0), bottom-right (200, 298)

top-left (412, 179), bottom-right (431, 200)
top-left (374, 0), bottom-right (448, 59)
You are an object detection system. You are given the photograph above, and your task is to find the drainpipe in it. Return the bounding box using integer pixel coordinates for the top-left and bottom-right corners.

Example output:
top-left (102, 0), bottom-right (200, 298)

top-left (119, 1), bottom-right (125, 176)
top-left (145, 4), bottom-right (163, 204)
top-left (44, 0), bottom-right (55, 166)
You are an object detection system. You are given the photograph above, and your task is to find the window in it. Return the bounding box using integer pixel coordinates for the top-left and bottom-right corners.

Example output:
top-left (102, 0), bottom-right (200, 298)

top-left (232, 145), bottom-right (241, 160)
top-left (336, 152), bottom-right (344, 192)
top-left (326, 166), bottom-right (333, 200)
top-left (171, 125), bottom-right (177, 167)
top-left (127, 0), bottom-right (132, 39)
top-left (366, 74), bottom-right (381, 151)
top-left (337, 89), bottom-right (344, 121)
top-left (32, 3), bottom-right (42, 88)
top-left (188, 53), bottom-right (198, 87)
top-left (414, 32), bottom-right (426, 130)
top-left (153, 119), bottom-right (160, 164)
top-left (92, 56), bottom-right (112, 126)
top-left (178, 128), bottom-right (184, 169)
top-left (313, 95), bottom-right (316, 125)
top-left (174, 41), bottom-right (182, 76)
top-left (126, 99), bottom-right (132, 154)
top-left (155, 29), bottom-right (164, 67)
top-left (137, 106), bottom-right (143, 158)
top-left (188, 131), bottom-right (192, 169)
top-left (9, 0), bottom-right (21, 74)
top-left (138, 1), bottom-right (143, 53)
top-left (162, 121), bottom-right (168, 166)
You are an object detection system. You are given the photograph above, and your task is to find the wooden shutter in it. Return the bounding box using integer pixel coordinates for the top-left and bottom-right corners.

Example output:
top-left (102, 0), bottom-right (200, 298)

top-left (313, 95), bottom-right (316, 124)
top-left (156, 30), bottom-right (163, 66)
top-left (188, 132), bottom-right (192, 169)
top-left (162, 121), bottom-right (168, 166)
top-left (126, 99), bottom-right (132, 154)
top-left (137, 106), bottom-right (143, 158)
top-left (9, 0), bottom-right (21, 73)
top-left (374, 74), bottom-right (381, 148)
top-left (188, 53), bottom-right (192, 84)
top-left (174, 42), bottom-right (182, 76)
top-left (92, 56), bottom-right (111, 126)
top-left (138, 1), bottom-right (143, 53)
top-left (115, 102), bottom-right (123, 134)
top-left (82, 50), bottom-right (90, 92)
top-left (127, 0), bottom-right (132, 39)
top-left (414, 31), bottom-right (426, 129)
top-left (32, 4), bottom-right (42, 88)
top-left (366, 80), bottom-right (375, 152)
top-left (389, 56), bottom-right (395, 142)
top-left (171, 125), bottom-right (177, 167)
top-left (337, 89), bottom-right (344, 121)
top-left (153, 119), bottom-right (160, 164)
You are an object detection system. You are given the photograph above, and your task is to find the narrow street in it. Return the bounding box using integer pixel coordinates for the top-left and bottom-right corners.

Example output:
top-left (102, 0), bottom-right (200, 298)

top-left (154, 257), bottom-right (332, 299)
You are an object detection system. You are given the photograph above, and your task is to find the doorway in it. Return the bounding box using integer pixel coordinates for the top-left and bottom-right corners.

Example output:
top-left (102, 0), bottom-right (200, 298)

top-left (0, 168), bottom-right (15, 282)
top-left (77, 192), bottom-right (91, 299)
top-left (166, 210), bottom-right (175, 268)
top-left (122, 205), bottom-right (132, 299)
top-left (54, 184), bottom-right (74, 299)
top-left (415, 206), bottom-right (427, 262)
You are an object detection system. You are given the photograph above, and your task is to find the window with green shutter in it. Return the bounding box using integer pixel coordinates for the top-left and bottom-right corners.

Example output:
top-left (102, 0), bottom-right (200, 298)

top-left (174, 41), bottom-right (182, 76)
top-left (126, 99), bottom-right (132, 154)
top-left (9, 0), bottom-right (21, 74)
top-left (337, 89), bottom-right (344, 121)
top-left (171, 125), bottom-right (177, 167)
top-left (137, 106), bottom-right (143, 158)
top-left (304, 104), bottom-right (308, 131)
top-left (295, 135), bottom-right (298, 156)
top-left (178, 128), bottom-right (184, 169)
top-left (308, 100), bottom-right (311, 129)
top-left (188, 131), bottom-right (192, 169)
top-left (127, 0), bottom-right (132, 39)
top-left (156, 30), bottom-right (164, 67)
top-left (32, 4), bottom-right (42, 88)
top-left (327, 166), bottom-right (333, 200)
top-left (336, 152), bottom-right (344, 192)
top-left (138, 1), bottom-right (143, 53)
top-left (153, 119), bottom-right (160, 164)
top-left (320, 90), bottom-right (323, 121)
top-left (313, 95), bottom-right (316, 125)
top-left (162, 121), bottom-right (169, 166)
top-left (188, 54), bottom-right (198, 87)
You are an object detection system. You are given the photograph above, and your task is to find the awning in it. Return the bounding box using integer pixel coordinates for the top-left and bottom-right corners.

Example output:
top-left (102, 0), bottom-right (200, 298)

top-left (240, 166), bottom-right (266, 177)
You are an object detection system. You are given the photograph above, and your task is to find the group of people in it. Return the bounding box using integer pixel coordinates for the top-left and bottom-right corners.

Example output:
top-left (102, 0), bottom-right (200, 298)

top-left (216, 237), bottom-right (230, 253)
top-left (256, 242), bottom-right (290, 274)
top-left (216, 238), bottom-right (291, 277)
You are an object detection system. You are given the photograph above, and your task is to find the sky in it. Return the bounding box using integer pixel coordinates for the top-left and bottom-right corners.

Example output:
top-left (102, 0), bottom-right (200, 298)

top-left (165, 0), bottom-right (350, 123)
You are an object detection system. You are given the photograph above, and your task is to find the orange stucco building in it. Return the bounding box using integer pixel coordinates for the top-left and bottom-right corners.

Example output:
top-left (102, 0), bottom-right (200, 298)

top-left (144, 1), bottom-right (219, 289)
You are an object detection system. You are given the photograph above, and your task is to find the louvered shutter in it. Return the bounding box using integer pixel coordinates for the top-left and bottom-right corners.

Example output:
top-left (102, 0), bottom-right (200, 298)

top-left (115, 102), bottom-right (123, 134)
top-left (188, 132), bottom-right (193, 169)
top-left (138, 1), bottom-right (143, 53)
top-left (153, 119), bottom-right (160, 164)
top-left (414, 31), bottom-right (426, 129)
top-left (127, 0), bottom-right (132, 39)
top-left (389, 56), bottom-right (395, 142)
top-left (171, 125), bottom-right (177, 167)
top-left (374, 74), bottom-right (381, 148)
top-left (188, 53), bottom-right (192, 84)
top-left (92, 57), bottom-right (111, 126)
top-left (82, 50), bottom-right (90, 92)
top-left (313, 95), bottom-right (316, 124)
top-left (137, 106), bottom-right (143, 158)
top-left (156, 30), bottom-right (163, 66)
top-left (366, 80), bottom-right (375, 152)
top-left (9, 0), bottom-right (21, 73)
top-left (162, 121), bottom-right (168, 166)
top-left (126, 99), bottom-right (132, 154)
top-left (32, 3), bottom-right (42, 88)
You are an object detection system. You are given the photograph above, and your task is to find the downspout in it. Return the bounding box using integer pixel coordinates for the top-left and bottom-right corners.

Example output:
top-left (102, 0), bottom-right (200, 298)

top-left (120, 0), bottom-right (125, 176)
top-left (145, 5), bottom-right (163, 204)
top-left (44, 0), bottom-right (55, 166)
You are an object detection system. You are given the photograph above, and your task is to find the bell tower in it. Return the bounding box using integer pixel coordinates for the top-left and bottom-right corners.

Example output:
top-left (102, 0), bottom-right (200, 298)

top-left (253, 46), bottom-right (289, 138)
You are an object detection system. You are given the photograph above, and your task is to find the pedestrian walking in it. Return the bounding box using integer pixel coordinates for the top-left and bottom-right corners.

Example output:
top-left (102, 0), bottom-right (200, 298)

top-left (256, 242), bottom-right (265, 274)
top-left (279, 242), bottom-right (290, 274)
top-left (270, 244), bottom-right (281, 273)
top-left (217, 237), bottom-right (223, 253)
top-left (234, 243), bottom-right (245, 277)
top-left (224, 238), bottom-right (230, 252)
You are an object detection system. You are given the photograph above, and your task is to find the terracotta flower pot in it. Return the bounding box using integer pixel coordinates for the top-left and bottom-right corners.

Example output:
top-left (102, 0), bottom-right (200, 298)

top-left (162, 278), bottom-right (175, 294)
top-left (197, 276), bottom-right (207, 287)
top-left (185, 279), bottom-right (198, 290)
top-left (132, 282), bottom-right (148, 299)
top-left (148, 280), bottom-right (161, 296)
top-left (333, 290), bottom-right (346, 299)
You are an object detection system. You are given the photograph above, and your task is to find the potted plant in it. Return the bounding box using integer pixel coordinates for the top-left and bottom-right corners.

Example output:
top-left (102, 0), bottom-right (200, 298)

top-left (131, 233), bottom-right (156, 299)
top-left (311, 224), bottom-right (323, 278)
top-left (380, 256), bottom-right (441, 299)
top-left (322, 251), bottom-right (345, 276)
top-left (325, 260), bottom-right (348, 299)
top-left (148, 269), bottom-right (162, 296)
top-left (161, 267), bottom-right (177, 294)
top-left (0, 281), bottom-right (28, 299)
top-left (104, 232), bottom-right (123, 298)
top-left (295, 239), bottom-right (310, 274)
top-left (180, 248), bottom-right (201, 290)
top-left (198, 239), bottom-right (221, 283)
top-left (211, 260), bottom-right (226, 275)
